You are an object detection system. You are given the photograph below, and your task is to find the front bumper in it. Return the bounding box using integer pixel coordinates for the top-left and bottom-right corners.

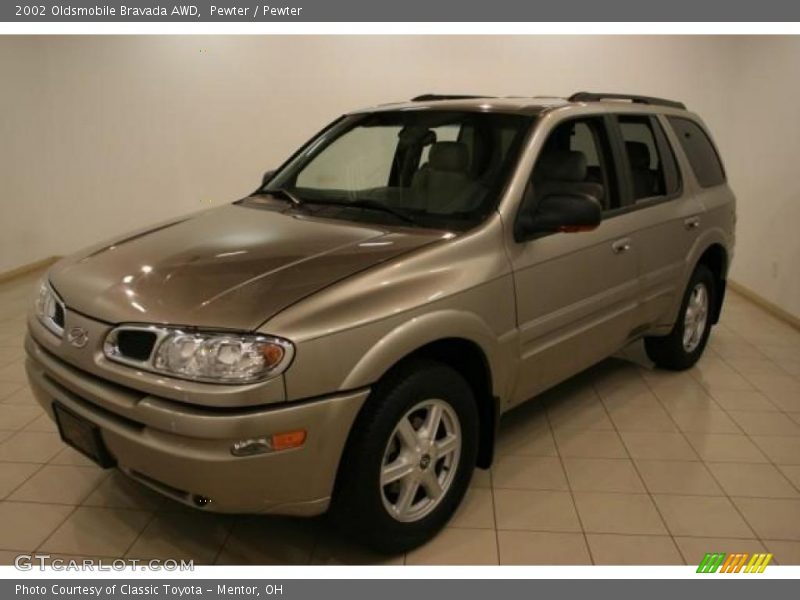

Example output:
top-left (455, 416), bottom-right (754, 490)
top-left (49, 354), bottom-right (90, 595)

top-left (25, 334), bottom-right (369, 515)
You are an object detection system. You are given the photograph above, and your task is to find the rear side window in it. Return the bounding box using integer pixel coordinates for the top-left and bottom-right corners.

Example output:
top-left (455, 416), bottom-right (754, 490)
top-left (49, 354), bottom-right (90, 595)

top-left (618, 116), bottom-right (679, 201)
top-left (667, 117), bottom-right (726, 188)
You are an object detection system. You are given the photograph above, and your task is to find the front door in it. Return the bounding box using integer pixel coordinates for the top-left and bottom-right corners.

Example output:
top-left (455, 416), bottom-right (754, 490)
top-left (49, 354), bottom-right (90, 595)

top-left (506, 116), bottom-right (642, 405)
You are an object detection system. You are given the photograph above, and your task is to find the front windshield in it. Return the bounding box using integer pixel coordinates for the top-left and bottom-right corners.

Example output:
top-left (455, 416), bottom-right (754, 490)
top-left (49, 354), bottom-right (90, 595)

top-left (260, 110), bottom-right (532, 230)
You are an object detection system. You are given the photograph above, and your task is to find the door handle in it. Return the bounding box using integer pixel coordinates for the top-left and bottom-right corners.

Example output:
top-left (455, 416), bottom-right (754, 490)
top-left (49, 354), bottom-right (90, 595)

top-left (611, 238), bottom-right (632, 254)
top-left (684, 216), bottom-right (701, 230)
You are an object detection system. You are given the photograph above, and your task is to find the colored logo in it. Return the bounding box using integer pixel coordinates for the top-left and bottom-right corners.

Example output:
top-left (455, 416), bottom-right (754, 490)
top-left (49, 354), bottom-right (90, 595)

top-left (697, 552), bottom-right (773, 573)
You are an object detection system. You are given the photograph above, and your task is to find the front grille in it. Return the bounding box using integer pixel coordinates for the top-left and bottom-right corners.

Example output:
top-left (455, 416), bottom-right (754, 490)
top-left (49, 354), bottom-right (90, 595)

top-left (116, 330), bottom-right (157, 361)
top-left (104, 327), bottom-right (163, 367)
top-left (53, 303), bottom-right (65, 330)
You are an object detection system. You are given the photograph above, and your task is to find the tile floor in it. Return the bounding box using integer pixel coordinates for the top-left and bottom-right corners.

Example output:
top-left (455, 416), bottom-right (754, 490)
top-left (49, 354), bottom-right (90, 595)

top-left (1, 270), bottom-right (799, 565)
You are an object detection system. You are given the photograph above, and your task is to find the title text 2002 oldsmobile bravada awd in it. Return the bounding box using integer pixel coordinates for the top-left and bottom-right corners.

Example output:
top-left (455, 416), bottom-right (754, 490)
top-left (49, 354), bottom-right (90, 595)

top-left (26, 92), bottom-right (735, 552)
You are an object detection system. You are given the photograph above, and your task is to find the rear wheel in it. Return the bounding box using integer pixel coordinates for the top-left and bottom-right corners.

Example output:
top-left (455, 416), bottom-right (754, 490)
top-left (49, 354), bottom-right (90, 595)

top-left (645, 264), bottom-right (716, 370)
top-left (331, 359), bottom-right (478, 553)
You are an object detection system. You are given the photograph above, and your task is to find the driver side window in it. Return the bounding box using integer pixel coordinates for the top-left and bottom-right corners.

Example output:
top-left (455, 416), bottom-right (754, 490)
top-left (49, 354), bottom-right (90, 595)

top-left (531, 117), bottom-right (619, 213)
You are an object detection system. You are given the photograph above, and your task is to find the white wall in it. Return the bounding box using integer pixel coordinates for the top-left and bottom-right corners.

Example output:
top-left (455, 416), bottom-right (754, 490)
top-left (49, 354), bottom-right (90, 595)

top-left (2, 35), bottom-right (794, 318)
top-left (725, 37), bottom-right (800, 318)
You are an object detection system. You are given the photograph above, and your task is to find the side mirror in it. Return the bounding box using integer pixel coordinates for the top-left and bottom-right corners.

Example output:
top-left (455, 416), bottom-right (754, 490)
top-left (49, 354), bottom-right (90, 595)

top-left (517, 194), bottom-right (602, 240)
top-left (261, 170), bottom-right (276, 187)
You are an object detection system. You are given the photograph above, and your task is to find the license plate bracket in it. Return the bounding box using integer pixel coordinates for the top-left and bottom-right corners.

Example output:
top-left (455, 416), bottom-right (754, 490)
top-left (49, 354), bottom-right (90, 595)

top-left (52, 402), bottom-right (116, 469)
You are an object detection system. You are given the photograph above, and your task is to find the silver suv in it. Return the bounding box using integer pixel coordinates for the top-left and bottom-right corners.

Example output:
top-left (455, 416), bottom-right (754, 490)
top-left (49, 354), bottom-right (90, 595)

top-left (26, 92), bottom-right (735, 552)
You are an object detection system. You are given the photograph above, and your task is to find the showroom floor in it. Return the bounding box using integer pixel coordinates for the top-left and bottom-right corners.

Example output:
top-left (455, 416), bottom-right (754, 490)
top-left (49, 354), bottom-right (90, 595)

top-left (1, 270), bottom-right (799, 566)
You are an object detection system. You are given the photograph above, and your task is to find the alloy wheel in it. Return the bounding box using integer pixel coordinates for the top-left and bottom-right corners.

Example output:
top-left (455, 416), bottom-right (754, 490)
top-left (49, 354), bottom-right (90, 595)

top-left (683, 282), bottom-right (709, 353)
top-left (380, 399), bottom-right (462, 522)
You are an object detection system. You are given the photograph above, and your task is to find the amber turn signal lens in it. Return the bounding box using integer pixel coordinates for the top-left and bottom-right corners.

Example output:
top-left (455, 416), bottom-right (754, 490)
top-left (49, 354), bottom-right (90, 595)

top-left (261, 344), bottom-right (286, 367)
top-left (559, 224), bottom-right (598, 233)
top-left (270, 430), bottom-right (307, 451)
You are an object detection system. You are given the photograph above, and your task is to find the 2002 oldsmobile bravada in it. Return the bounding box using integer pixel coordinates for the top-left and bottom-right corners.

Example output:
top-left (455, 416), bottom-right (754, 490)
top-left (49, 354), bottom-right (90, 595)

top-left (26, 92), bottom-right (735, 552)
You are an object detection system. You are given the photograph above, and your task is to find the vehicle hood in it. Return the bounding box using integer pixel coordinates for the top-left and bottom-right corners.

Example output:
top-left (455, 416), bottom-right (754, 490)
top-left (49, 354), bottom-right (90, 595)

top-left (49, 203), bottom-right (444, 331)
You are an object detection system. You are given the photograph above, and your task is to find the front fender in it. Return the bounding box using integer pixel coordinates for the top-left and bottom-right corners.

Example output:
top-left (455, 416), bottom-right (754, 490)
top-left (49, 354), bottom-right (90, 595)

top-left (340, 309), bottom-right (514, 397)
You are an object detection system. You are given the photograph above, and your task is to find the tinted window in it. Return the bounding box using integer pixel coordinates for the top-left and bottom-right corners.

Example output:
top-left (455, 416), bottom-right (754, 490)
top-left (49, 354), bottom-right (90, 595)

top-left (667, 117), bottom-right (726, 188)
top-left (619, 116), bottom-right (673, 201)
top-left (531, 117), bottom-right (619, 212)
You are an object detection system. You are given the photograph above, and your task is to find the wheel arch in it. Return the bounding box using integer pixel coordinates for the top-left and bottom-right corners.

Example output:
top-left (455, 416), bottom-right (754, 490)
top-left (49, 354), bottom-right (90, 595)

top-left (696, 242), bottom-right (728, 324)
top-left (660, 235), bottom-right (731, 333)
top-left (388, 337), bottom-right (499, 470)
top-left (340, 311), bottom-right (508, 471)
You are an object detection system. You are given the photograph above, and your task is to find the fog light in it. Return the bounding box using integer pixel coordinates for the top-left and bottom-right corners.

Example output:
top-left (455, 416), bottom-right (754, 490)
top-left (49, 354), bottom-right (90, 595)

top-left (231, 437), bottom-right (271, 457)
top-left (230, 430), bottom-right (306, 457)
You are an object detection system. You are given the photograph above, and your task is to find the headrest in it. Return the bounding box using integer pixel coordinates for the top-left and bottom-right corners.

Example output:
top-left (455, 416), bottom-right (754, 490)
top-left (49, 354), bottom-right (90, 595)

top-left (626, 141), bottom-right (651, 169)
top-left (535, 150), bottom-right (587, 182)
top-left (398, 127), bottom-right (436, 147)
top-left (429, 142), bottom-right (469, 173)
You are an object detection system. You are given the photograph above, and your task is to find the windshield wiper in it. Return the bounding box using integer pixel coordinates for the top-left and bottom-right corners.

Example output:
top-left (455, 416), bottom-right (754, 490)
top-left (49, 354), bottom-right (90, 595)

top-left (348, 199), bottom-right (419, 225)
top-left (250, 191), bottom-right (418, 225)
top-left (252, 188), bottom-right (304, 207)
top-left (308, 198), bottom-right (418, 225)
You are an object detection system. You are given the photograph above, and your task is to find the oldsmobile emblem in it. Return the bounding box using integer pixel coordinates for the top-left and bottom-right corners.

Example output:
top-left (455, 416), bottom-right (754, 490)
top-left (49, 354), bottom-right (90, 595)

top-left (66, 327), bottom-right (89, 349)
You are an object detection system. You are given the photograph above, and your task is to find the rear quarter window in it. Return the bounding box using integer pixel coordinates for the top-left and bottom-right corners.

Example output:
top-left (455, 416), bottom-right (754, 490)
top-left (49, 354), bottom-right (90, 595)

top-left (667, 117), bottom-right (726, 188)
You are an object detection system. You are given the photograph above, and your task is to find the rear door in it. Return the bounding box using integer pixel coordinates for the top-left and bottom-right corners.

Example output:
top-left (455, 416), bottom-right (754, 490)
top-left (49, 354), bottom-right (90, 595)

top-left (612, 114), bottom-right (703, 330)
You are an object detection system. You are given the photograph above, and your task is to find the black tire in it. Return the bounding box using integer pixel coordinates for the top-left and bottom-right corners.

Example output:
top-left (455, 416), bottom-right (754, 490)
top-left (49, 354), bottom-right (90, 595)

top-left (645, 264), bottom-right (716, 371)
top-left (331, 358), bottom-right (479, 554)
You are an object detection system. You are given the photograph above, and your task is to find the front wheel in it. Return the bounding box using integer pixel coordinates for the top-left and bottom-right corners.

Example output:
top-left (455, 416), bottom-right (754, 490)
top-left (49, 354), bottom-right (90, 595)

top-left (331, 359), bottom-right (478, 553)
top-left (645, 264), bottom-right (716, 370)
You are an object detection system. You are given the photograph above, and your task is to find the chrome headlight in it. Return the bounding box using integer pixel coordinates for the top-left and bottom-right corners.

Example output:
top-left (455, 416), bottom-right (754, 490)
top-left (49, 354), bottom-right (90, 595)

top-left (104, 326), bottom-right (294, 384)
top-left (34, 279), bottom-right (65, 337)
top-left (153, 331), bottom-right (294, 383)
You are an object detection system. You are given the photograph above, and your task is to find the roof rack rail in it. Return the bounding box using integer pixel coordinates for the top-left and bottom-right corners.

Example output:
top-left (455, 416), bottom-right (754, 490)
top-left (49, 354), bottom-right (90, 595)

top-left (568, 92), bottom-right (686, 110)
top-left (411, 94), bottom-right (493, 102)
